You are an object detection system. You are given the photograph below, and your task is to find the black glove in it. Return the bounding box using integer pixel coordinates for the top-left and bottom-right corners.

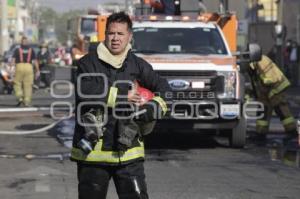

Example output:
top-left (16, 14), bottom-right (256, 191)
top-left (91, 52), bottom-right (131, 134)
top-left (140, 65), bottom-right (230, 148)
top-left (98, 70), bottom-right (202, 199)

top-left (77, 118), bottom-right (99, 154)
top-left (117, 119), bottom-right (140, 151)
top-left (81, 111), bottom-right (102, 143)
top-left (78, 109), bottom-right (104, 154)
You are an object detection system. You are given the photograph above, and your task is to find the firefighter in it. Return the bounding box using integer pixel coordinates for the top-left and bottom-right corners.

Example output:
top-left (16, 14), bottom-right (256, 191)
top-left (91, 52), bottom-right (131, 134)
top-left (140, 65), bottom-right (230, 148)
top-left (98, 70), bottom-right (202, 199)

top-left (12, 36), bottom-right (39, 107)
top-left (36, 42), bottom-right (52, 88)
top-left (71, 12), bottom-right (169, 199)
top-left (247, 54), bottom-right (297, 145)
top-left (150, 0), bottom-right (175, 15)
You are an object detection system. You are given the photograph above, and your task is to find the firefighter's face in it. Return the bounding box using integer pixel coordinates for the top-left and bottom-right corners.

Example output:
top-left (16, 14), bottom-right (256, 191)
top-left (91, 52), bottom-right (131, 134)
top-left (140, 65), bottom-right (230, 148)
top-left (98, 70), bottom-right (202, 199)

top-left (21, 38), bottom-right (28, 46)
top-left (105, 22), bottom-right (132, 55)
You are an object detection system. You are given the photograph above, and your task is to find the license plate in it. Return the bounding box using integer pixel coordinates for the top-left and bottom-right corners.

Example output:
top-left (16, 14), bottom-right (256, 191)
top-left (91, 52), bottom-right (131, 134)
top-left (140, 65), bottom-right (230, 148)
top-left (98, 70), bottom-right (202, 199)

top-left (220, 104), bottom-right (240, 117)
top-left (191, 81), bottom-right (205, 89)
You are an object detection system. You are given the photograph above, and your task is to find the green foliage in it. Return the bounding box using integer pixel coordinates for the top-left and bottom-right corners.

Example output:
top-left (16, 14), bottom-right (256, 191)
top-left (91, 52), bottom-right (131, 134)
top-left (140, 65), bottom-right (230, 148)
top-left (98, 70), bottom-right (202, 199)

top-left (39, 7), bottom-right (85, 44)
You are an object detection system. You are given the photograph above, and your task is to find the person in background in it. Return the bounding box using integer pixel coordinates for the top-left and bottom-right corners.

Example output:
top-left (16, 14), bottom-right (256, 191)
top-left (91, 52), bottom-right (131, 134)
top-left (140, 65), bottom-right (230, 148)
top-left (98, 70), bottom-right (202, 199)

top-left (12, 36), bottom-right (39, 107)
top-left (247, 54), bottom-right (297, 146)
top-left (36, 42), bottom-right (52, 88)
top-left (150, 0), bottom-right (175, 15)
top-left (285, 40), bottom-right (299, 87)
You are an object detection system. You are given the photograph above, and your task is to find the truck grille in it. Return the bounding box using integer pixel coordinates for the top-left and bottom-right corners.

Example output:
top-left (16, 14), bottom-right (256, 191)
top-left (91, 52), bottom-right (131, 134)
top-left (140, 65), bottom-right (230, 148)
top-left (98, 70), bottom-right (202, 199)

top-left (158, 70), bottom-right (224, 100)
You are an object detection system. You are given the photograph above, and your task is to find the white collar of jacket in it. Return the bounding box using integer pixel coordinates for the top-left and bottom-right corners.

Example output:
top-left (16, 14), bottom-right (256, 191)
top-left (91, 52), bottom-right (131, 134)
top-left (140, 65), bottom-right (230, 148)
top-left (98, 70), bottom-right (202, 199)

top-left (97, 42), bottom-right (131, 69)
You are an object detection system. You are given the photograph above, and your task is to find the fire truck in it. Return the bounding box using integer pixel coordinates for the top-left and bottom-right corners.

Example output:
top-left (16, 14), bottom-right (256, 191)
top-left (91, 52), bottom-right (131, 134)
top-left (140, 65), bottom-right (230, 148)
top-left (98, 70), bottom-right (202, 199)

top-left (71, 0), bottom-right (261, 148)
top-left (69, 11), bottom-right (108, 61)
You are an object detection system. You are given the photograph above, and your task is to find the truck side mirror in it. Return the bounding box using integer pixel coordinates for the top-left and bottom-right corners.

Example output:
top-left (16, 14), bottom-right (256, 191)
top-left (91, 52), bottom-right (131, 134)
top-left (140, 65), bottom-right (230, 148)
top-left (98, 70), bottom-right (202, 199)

top-left (248, 43), bottom-right (262, 62)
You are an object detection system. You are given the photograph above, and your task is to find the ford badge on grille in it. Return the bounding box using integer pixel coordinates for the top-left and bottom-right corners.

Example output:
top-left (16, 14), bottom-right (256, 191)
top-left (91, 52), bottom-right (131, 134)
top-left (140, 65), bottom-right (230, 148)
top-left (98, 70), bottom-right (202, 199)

top-left (168, 79), bottom-right (190, 90)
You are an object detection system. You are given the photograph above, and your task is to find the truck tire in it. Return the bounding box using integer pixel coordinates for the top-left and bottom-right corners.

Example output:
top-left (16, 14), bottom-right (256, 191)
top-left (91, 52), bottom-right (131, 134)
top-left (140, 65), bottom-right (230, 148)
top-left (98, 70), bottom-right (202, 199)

top-left (229, 72), bottom-right (246, 148)
top-left (230, 116), bottom-right (246, 148)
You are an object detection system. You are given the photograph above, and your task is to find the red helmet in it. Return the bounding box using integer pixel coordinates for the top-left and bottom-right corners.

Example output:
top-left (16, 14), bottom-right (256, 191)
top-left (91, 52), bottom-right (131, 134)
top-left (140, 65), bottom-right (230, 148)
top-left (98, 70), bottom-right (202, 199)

top-left (128, 80), bottom-right (154, 106)
top-left (136, 83), bottom-right (154, 104)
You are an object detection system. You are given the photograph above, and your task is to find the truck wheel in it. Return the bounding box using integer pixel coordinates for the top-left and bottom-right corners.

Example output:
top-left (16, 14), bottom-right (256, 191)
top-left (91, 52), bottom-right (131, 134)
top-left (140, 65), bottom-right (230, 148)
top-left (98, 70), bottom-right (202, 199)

top-left (229, 116), bottom-right (246, 148)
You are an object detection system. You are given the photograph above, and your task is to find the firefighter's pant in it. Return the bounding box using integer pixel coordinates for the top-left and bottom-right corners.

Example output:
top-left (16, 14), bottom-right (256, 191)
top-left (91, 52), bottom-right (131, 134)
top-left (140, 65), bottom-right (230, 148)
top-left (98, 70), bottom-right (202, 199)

top-left (256, 92), bottom-right (296, 135)
top-left (13, 63), bottom-right (34, 105)
top-left (77, 161), bottom-right (148, 199)
top-left (35, 66), bottom-right (51, 88)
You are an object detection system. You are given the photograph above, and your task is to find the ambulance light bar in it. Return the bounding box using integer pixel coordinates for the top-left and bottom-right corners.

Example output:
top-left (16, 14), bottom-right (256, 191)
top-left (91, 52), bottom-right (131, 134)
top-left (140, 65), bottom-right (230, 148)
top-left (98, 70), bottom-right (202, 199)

top-left (134, 15), bottom-right (209, 22)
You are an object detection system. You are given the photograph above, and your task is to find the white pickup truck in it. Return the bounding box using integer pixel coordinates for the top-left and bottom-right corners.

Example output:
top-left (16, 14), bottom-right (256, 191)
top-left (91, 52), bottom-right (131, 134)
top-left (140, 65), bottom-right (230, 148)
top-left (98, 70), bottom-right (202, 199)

top-left (132, 14), bottom-right (254, 147)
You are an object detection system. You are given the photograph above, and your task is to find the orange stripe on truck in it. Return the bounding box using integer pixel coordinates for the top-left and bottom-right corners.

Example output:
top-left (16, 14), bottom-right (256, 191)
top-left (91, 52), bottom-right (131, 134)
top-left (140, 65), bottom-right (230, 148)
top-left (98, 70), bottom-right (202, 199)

top-left (141, 56), bottom-right (236, 66)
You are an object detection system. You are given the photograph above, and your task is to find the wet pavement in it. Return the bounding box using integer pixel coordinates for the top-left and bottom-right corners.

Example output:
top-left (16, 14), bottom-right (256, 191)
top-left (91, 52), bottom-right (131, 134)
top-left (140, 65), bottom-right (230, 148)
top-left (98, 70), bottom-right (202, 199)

top-left (0, 86), bottom-right (299, 198)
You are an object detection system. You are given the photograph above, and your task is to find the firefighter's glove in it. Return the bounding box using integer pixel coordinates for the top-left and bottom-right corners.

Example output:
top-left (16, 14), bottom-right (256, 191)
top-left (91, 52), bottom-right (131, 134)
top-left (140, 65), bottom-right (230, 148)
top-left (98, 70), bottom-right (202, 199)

top-left (78, 111), bottom-right (104, 154)
top-left (117, 120), bottom-right (140, 151)
top-left (81, 110), bottom-right (104, 143)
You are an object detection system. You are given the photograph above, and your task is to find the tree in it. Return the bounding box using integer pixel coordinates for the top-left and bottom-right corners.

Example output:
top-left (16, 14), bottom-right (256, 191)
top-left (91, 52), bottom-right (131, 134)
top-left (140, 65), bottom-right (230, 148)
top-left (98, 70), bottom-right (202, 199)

top-left (38, 7), bottom-right (85, 45)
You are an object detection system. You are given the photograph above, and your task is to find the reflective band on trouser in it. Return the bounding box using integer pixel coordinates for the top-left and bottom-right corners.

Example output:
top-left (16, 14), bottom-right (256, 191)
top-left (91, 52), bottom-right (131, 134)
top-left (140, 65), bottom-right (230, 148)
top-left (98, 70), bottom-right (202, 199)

top-left (256, 120), bottom-right (269, 134)
top-left (71, 139), bottom-right (145, 163)
top-left (107, 86), bottom-right (118, 108)
top-left (152, 96), bottom-right (167, 115)
top-left (282, 116), bottom-right (296, 131)
top-left (256, 120), bottom-right (269, 127)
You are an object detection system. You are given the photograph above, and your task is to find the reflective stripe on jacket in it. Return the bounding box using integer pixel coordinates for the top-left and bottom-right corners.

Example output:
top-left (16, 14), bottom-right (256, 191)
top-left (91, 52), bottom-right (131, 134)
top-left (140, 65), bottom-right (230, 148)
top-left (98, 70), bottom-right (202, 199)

top-left (71, 139), bottom-right (145, 164)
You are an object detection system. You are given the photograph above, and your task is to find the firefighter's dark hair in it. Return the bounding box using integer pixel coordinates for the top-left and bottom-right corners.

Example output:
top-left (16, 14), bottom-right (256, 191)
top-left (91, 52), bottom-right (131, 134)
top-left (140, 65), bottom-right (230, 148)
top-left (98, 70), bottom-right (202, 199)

top-left (21, 36), bottom-right (28, 41)
top-left (106, 12), bottom-right (132, 32)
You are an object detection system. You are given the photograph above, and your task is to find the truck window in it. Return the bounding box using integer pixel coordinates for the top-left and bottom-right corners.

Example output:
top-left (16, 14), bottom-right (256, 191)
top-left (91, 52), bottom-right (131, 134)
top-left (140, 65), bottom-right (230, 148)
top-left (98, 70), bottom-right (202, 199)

top-left (132, 27), bottom-right (228, 55)
top-left (80, 18), bottom-right (97, 35)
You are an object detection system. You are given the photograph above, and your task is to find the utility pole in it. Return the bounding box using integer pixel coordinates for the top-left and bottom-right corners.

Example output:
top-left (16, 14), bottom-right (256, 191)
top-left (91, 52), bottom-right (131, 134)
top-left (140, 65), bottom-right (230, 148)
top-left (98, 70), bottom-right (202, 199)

top-left (219, 0), bottom-right (229, 13)
top-left (14, 0), bottom-right (20, 42)
top-left (275, 0), bottom-right (285, 69)
top-left (0, 0), bottom-right (9, 55)
top-left (297, 14), bottom-right (300, 45)
top-left (125, 0), bottom-right (134, 15)
top-left (125, 0), bottom-right (129, 12)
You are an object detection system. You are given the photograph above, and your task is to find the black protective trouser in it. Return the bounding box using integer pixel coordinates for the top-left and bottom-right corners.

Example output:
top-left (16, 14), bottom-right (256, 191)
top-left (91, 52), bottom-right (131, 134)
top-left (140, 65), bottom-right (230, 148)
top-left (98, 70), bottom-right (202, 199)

top-left (77, 160), bottom-right (148, 199)
top-left (256, 92), bottom-right (296, 134)
top-left (36, 65), bottom-right (51, 88)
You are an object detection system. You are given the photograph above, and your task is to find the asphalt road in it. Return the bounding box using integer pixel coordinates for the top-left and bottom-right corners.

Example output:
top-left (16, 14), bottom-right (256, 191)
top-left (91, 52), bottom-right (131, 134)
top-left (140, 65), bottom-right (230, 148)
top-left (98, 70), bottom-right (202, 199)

top-left (0, 86), bottom-right (299, 199)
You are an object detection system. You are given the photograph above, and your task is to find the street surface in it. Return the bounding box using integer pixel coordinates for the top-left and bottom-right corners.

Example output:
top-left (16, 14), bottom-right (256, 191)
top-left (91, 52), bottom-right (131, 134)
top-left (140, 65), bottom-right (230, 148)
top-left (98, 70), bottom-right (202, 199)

top-left (0, 85), bottom-right (299, 199)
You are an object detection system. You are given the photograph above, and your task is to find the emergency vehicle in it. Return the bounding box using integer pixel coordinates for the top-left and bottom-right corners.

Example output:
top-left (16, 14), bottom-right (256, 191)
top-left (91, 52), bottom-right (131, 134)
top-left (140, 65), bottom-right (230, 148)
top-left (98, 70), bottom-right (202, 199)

top-left (131, 12), bottom-right (248, 147)
top-left (69, 12), bottom-right (108, 60)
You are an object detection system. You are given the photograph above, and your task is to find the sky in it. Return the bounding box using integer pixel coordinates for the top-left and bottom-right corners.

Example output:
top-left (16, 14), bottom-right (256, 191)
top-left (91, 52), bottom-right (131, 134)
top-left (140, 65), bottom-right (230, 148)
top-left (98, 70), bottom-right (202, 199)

top-left (37, 0), bottom-right (126, 13)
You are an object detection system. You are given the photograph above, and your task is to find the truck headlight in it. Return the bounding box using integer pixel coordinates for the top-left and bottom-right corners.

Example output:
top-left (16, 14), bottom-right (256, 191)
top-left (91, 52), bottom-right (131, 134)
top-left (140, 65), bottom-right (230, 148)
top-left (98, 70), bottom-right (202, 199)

top-left (217, 71), bottom-right (236, 99)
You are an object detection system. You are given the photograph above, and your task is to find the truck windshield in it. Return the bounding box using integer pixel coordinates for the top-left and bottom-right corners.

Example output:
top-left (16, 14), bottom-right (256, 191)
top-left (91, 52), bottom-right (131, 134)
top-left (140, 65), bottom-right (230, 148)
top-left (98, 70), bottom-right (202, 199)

top-left (132, 27), bottom-right (228, 55)
top-left (80, 18), bottom-right (97, 35)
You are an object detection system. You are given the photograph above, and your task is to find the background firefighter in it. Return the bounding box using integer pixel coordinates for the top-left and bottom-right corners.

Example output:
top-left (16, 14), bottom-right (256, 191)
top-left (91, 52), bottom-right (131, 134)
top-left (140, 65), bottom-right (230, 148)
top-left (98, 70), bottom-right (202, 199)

top-left (36, 42), bottom-right (52, 88)
top-left (12, 36), bottom-right (39, 107)
top-left (247, 54), bottom-right (297, 145)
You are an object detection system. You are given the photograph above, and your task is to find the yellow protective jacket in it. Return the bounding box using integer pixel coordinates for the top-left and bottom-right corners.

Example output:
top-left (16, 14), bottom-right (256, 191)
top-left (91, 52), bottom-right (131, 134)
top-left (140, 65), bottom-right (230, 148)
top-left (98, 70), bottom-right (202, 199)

top-left (250, 55), bottom-right (290, 98)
